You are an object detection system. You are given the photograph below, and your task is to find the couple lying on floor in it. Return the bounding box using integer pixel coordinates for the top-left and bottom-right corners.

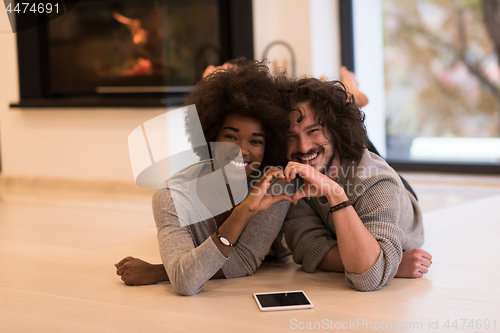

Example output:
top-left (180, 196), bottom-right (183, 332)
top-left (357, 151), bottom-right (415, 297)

top-left (115, 59), bottom-right (432, 296)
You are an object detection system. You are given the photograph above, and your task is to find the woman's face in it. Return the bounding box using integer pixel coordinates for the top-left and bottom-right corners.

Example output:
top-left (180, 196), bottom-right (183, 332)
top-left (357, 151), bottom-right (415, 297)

top-left (214, 114), bottom-right (266, 178)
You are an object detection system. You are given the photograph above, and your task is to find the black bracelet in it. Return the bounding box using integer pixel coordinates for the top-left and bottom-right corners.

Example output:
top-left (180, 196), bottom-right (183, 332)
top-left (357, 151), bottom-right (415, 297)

top-left (329, 200), bottom-right (352, 214)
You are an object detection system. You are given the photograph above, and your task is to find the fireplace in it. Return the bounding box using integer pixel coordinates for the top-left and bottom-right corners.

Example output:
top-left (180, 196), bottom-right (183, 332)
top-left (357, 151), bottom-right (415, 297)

top-left (12, 0), bottom-right (254, 107)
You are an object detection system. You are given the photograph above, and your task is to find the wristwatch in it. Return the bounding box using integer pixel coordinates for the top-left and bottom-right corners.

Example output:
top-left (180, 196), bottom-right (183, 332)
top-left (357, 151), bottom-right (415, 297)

top-left (217, 230), bottom-right (235, 247)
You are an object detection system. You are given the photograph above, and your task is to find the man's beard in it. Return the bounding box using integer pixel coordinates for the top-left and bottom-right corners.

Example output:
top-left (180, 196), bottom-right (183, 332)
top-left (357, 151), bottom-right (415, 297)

top-left (320, 148), bottom-right (335, 175)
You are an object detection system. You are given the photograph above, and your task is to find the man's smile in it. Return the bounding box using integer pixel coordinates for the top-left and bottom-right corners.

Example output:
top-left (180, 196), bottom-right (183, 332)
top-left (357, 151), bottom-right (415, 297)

top-left (299, 151), bottom-right (319, 162)
top-left (294, 147), bottom-right (323, 165)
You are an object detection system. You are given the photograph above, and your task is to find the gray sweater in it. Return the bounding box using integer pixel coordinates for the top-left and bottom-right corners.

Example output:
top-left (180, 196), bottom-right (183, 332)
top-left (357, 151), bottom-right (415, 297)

top-left (283, 149), bottom-right (424, 291)
top-left (153, 161), bottom-right (290, 296)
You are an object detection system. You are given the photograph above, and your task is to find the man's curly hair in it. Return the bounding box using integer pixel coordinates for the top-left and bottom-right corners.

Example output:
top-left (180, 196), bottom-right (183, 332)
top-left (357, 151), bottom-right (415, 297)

top-left (287, 78), bottom-right (368, 162)
top-left (184, 59), bottom-right (289, 169)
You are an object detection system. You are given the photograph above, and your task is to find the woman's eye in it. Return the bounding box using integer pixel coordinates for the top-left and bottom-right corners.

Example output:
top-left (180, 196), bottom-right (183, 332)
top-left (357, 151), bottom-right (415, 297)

top-left (252, 140), bottom-right (264, 145)
top-left (309, 129), bottom-right (319, 134)
top-left (225, 134), bottom-right (237, 140)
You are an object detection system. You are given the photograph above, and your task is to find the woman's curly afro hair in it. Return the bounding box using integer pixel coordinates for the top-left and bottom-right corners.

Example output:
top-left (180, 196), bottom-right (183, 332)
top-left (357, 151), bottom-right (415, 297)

top-left (184, 59), bottom-right (289, 169)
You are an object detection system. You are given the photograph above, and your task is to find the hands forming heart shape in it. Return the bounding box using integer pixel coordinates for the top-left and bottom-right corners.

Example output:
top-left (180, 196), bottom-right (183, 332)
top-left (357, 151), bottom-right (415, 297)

top-left (241, 163), bottom-right (345, 214)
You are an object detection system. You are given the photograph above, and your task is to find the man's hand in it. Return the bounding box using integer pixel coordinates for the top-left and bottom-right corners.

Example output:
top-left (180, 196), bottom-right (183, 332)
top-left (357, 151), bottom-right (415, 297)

top-left (319, 247), bottom-right (433, 278)
top-left (115, 256), bottom-right (168, 285)
top-left (395, 249), bottom-right (433, 278)
top-left (284, 162), bottom-right (346, 205)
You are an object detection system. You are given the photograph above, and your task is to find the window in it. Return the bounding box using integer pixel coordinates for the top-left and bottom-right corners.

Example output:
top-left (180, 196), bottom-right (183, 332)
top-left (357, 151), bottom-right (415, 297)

top-left (350, 0), bottom-right (500, 172)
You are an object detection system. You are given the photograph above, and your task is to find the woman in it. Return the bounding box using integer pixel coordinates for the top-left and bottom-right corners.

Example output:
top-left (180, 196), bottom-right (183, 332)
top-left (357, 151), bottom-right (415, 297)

top-left (115, 60), bottom-right (293, 295)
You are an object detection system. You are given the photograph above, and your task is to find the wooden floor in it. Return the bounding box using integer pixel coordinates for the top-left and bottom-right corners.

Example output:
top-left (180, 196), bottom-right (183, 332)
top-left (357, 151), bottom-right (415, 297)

top-left (1, 186), bottom-right (500, 332)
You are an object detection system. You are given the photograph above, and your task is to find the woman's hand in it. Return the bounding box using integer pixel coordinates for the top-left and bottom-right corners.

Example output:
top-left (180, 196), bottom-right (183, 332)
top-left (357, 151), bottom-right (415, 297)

top-left (115, 256), bottom-right (168, 285)
top-left (284, 162), bottom-right (347, 206)
top-left (239, 167), bottom-right (292, 215)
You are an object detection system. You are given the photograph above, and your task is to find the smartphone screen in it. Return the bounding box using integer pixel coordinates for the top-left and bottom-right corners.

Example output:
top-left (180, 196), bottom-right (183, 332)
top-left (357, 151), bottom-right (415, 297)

top-left (255, 292), bottom-right (311, 308)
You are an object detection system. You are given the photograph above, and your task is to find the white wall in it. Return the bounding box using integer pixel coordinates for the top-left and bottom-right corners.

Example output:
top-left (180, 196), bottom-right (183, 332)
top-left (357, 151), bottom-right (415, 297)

top-left (309, 0), bottom-right (341, 80)
top-left (253, 0), bottom-right (312, 77)
top-left (0, 1), bottom-right (346, 183)
top-left (253, 0), bottom-right (341, 80)
top-left (0, 10), bottom-right (167, 182)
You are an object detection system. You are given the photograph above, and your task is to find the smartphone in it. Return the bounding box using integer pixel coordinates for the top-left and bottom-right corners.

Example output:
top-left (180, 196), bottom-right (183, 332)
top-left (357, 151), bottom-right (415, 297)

top-left (253, 290), bottom-right (314, 312)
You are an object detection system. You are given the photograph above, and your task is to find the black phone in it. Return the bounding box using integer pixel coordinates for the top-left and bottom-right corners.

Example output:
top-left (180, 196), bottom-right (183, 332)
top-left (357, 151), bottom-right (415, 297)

top-left (253, 291), bottom-right (314, 312)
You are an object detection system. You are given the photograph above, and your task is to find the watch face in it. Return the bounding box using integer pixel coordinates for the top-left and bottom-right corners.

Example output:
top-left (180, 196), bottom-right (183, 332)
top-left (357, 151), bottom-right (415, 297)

top-left (219, 236), bottom-right (231, 246)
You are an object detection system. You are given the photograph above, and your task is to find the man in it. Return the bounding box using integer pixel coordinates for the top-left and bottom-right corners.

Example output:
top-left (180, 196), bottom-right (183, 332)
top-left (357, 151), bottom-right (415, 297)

top-left (281, 78), bottom-right (431, 291)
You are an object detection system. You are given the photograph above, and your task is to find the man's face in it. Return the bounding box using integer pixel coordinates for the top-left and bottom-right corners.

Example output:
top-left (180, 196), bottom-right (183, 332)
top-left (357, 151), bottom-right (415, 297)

top-left (286, 102), bottom-right (335, 174)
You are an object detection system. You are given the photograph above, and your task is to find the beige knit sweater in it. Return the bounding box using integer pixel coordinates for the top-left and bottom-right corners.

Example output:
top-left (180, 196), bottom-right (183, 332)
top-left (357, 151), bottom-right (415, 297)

top-left (283, 149), bottom-right (424, 291)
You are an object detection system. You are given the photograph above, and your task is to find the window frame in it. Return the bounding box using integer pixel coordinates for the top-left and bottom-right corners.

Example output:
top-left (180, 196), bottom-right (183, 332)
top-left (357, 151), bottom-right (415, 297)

top-left (340, 0), bottom-right (500, 175)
